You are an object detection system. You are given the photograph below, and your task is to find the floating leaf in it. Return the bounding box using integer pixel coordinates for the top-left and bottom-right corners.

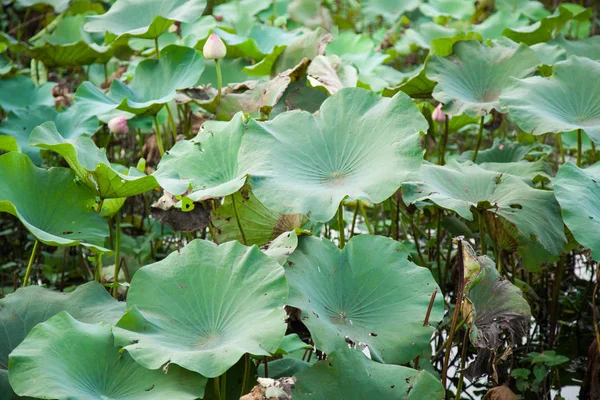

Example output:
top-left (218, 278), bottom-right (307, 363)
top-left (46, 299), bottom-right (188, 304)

top-left (499, 56), bottom-right (600, 141)
top-left (285, 235), bottom-right (443, 364)
top-left (294, 347), bottom-right (444, 399)
top-left (0, 152), bottom-right (109, 251)
top-left (113, 239), bottom-right (288, 378)
top-left (9, 312), bottom-right (206, 399)
top-left (0, 76), bottom-right (55, 113)
top-left (426, 40), bottom-right (539, 117)
top-left (240, 88), bottom-right (427, 222)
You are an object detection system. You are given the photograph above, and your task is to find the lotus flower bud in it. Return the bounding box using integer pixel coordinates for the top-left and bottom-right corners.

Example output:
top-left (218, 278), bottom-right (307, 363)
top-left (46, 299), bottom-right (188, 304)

top-left (203, 33), bottom-right (226, 60)
top-left (108, 117), bottom-right (129, 135)
top-left (432, 103), bottom-right (450, 122)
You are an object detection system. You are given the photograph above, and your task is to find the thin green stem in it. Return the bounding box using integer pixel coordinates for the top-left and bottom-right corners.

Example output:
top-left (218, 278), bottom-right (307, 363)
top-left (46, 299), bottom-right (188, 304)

top-left (154, 37), bottom-right (160, 59)
top-left (358, 202), bottom-right (373, 235)
top-left (592, 141), bottom-right (597, 164)
top-left (230, 194), bottom-right (247, 245)
top-left (94, 253), bottom-right (102, 283)
top-left (240, 354), bottom-right (250, 397)
top-left (113, 212), bottom-right (121, 298)
top-left (558, 133), bottom-right (565, 163)
top-left (214, 375), bottom-right (222, 400)
top-left (337, 203), bottom-right (346, 249)
top-left (478, 211), bottom-right (487, 255)
top-left (439, 115), bottom-right (449, 165)
top-left (165, 103), bottom-right (178, 143)
top-left (436, 209), bottom-right (443, 284)
top-left (215, 59), bottom-right (223, 107)
top-left (577, 128), bottom-right (582, 167)
top-left (153, 115), bottom-right (165, 157)
top-left (472, 116), bottom-right (485, 162)
top-left (22, 240), bottom-right (40, 287)
top-left (220, 372), bottom-right (227, 400)
top-left (455, 327), bottom-right (470, 400)
top-left (350, 204), bottom-right (359, 238)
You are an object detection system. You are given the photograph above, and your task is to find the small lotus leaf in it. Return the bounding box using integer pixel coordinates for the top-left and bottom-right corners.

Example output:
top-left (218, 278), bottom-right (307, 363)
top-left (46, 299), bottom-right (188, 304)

top-left (113, 239), bottom-right (288, 378)
top-left (0, 76), bottom-right (55, 113)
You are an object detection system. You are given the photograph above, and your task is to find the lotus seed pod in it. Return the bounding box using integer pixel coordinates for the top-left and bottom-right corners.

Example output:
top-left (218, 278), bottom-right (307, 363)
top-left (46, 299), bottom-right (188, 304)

top-left (107, 117), bottom-right (129, 135)
top-left (432, 103), bottom-right (450, 122)
top-left (203, 33), bottom-right (226, 60)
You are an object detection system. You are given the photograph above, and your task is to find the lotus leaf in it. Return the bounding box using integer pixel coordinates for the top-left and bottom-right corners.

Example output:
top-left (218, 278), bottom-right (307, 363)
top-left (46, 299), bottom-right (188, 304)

top-left (240, 88), bottom-right (427, 222)
top-left (8, 312), bottom-right (206, 399)
top-left (113, 239), bottom-right (288, 378)
top-left (362, 0), bottom-right (420, 23)
top-left (426, 40), bottom-right (540, 117)
top-left (0, 282), bottom-right (124, 399)
top-left (496, 0), bottom-right (549, 20)
top-left (0, 152), bottom-right (108, 251)
top-left (288, 0), bottom-right (333, 30)
top-left (552, 35), bottom-right (600, 61)
top-left (499, 56), bottom-right (600, 141)
top-left (419, 0), bottom-right (475, 20)
top-left (285, 235), bottom-right (443, 364)
top-left (0, 76), bottom-right (55, 113)
top-left (294, 347), bottom-right (445, 400)
top-left (307, 55), bottom-right (358, 95)
top-left (270, 28), bottom-right (332, 76)
top-left (14, 0), bottom-right (69, 11)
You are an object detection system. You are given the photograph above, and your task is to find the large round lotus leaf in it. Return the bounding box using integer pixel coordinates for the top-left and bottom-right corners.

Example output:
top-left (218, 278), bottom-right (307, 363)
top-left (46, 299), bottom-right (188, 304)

top-left (9, 312), bottom-right (206, 400)
top-left (76, 45), bottom-right (204, 117)
top-left (157, 113), bottom-right (247, 199)
top-left (554, 162), bottom-right (600, 260)
top-left (551, 35), bottom-right (600, 61)
top-left (426, 40), bottom-right (540, 117)
top-left (84, 0), bottom-right (206, 44)
top-left (285, 235), bottom-right (442, 364)
top-left (402, 160), bottom-right (566, 270)
top-left (294, 347), bottom-right (444, 400)
top-left (0, 282), bottom-right (124, 400)
top-left (30, 121), bottom-right (185, 198)
top-left (0, 105), bottom-right (98, 165)
top-left (499, 56), bottom-right (600, 141)
top-left (496, 0), bottom-right (549, 20)
top-left (113, 239), bottom-right (288, 378)
top-left (0, 76), bottom-right (55, 113)
top-left (240, 88), bottom-right (427, 222)
top-left (0, 152), bottom-right (108, 251)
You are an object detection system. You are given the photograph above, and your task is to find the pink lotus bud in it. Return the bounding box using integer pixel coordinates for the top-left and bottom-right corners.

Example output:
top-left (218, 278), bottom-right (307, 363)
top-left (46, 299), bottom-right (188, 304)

top-left (499, 144), bottom-right (504, 150)
top-left (203, 33), bottom-right (226, 60)
top-left (108, 117), bottom-right (129, 135)
top-left (432, 103), bottom-right (450, 122)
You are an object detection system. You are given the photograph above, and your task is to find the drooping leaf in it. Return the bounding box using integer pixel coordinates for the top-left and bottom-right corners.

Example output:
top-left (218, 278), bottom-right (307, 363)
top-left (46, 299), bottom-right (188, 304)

top-left (293, 347), bottom-right (444, 399)
top-left (30, 121), bottom-right (183, 198)
top-left (426, 40), bottom-right (540, 117)
top-left (402, 160), bottom-right (567, 270)
top-left (0, 152), bottom-right (109, 251)
top-left (0, 76), bottom-right (55, 113)
top-left (499, 56), bottom-right (600, 141)
top-left (271, 27), bottom-right (332, 75)
top-left (240, 88), bottom-right (427, 222)
top-left (551, 34), bottom-right (600, 61)
top-left (307, 55), bottom-right (358, 95)
top-left (0, 282), bottom-right (124, 399)
top-left (285, 235), bottom-right (443, 364)
top-left (113, 239), bottom-right (288, 378)
top-left (8, 312), bottom-right (206, 399)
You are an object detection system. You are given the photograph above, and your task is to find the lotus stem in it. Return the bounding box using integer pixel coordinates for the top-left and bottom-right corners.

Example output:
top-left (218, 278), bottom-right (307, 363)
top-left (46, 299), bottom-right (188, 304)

top-left (350, 204), bottom-right (359, 238)
top-left (220, 372), bottom-right (227, 400)
top-left (230, 194), bottom-right (247, 245)
top-left (94, 253), bottom-right (102, 283)
top-left (577, 128), bottom-right (582, 167)
top-left (436, 210), bottom-right (443, 283)
top-left (472, 115), bottom-right (485, 162)
top-left (113, 212), bottom-right (121, 299)
top-left (240, 354), bottom-right (250, 397)
top-left (439, 115), bottom-right (449, 165)
top-left (591, 264), bottom-right (600, 357)
top-left (22, 239), bottom-right (40, 287)
top-left (153, 114), bottom-right (165, 157)
top-left (358, 202), bottom-right (373, 235)
top-left (592, 142), bottom-right (597, 164)
top-left (454, 327), bottom-right (470, 400)
top-left (215, 59), bottom-right (223, 108)
top-left (337, 203), bottom-right (345, 249)
top-left (165, 103), bottom-right (178, 143)
top-left (154, 37), bottom-right (160, 59)
top-left (413, 287), bottom-right (438, 369)
top-left (557, 133), bottom-right (565, 163)
top-left (214, 375), bottom-right (222, 400)
top-left (478, 210), bottom-right (487, 255)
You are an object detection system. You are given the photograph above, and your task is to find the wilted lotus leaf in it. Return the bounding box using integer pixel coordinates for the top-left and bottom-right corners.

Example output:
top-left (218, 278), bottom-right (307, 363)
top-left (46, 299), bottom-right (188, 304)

top-left (554, 162), bottom-right (600, 260)
top-left (402, 161), bottom-right (566, 270)
top-left (9, 312), bottom-right (206, 399)
top-left (76, 45), bottom-right (204, 117)
top-left (0, 76), bottom-right (55, 113)
top-left (0, 282), bottom-right (124, 399)
top-left (459, 241), bottom-right (532, 379)
top-left (426, 40), bottom-right (539, 117)
top-left (307, 55), bottom-right (358, 95)
top-left (150, 191), bottom-right (211, 233)
top-left (113, 239), bottom-right (288, 378)
top-left (240, 88), bottom-right (427, 222)
top-left (0, 152), bottom-right (108, 250)
top-left (293, 347), bottom-right (444, 400)
top-left (84, 0), bottom-right (207, 44)
top-left (500, 56), bottom-right (600, 142)
top-left (30, 121), bottom-right (183, 198)
top-left (285, 235), bottom-right (443, 364)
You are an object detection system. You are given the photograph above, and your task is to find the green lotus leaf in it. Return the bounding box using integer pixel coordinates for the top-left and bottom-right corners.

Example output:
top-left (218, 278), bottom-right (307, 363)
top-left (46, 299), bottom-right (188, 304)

top-left (554, 162), bottom-right (600, 260)
top-left (530, 350), bottom-right (569, 366)
top-left (212, 186), bottom-right (305, 246)
top-left (382, 64), bottom-right (436, 99)
top-left (286, 235), bottom-right (443, 364)
top-left (552, 34), bottom-right (600, 61)
top-left (529, 41), bottom-right (567, 66)
top-left (14, 0), bottom-right (69, 12)
top-left (10, 15), bottom-right (112, 68)
top-left (502, 5), bottom-right (584, 45)
top-left (472, 12), bottom-right (530, 41)
top-left (270, 78), bottom-right (329, 117)
top-left (0, 55), bottom-right (14, 77)
top-left (426, 40), bottom-right (540, 117)
top-left (307, 55), bottom-right (358, 95)
top-left (156, 113), bottom-right (247, 199)
top-left (0, 152), bottom-right (108, 251)
top-left (9, 312), bottom-right (206, 399)
top-left (264, 230), bottom-right (304, 265)
top-left (76, 45), bottom-right (204, 117)
top-left (419, 0), bottom-right (475, 20)
top-left (213, 0), bottom-right (272, 36)
top-left (0, 76), bottom-right (55, 113)
top-left (288, 0), bottom-right (333, 30)
top-left (496, 0), bottom-right (549, 20)
top-left (499, 56), bottom-right (600, 141)
top-left (30, 121), bottom-right (184, 198)
top-left (84, 0), bottom-right (207, 44)
top-left (0, 136), bottom-right (17, 153)
top-left (113, 239), bottom-right (288, 378)
top-left (199, 58), bottom-right (252, 87)
top-left (395, 23), bottom-right (458, 54)
top-left (361, 0), bottom-right (420, 23)
top-left (270, 27), bottom-right (332, 75)
top-left (240, 88), bottom-right (427, 222)
top-left (402, 160), bottom-right (566, 270)
top-left (462, 139), bottom-right (537, 163)
top-left (0, 282), bottom-right (124, 400)
top-left (0, 105), bottom-right (98, 165)
top-left (294, 347), bottom-right (444, 400)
